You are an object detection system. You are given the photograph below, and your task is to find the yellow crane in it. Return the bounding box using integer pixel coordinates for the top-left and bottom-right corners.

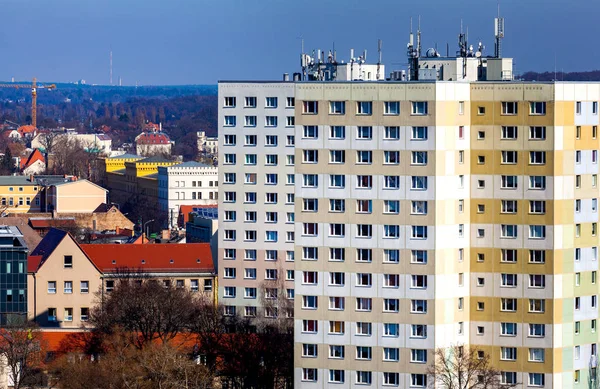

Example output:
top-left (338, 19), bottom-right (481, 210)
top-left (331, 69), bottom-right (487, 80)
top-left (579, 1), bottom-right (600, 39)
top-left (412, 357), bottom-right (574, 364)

top-left (0, 78), bottom-right (57, 128)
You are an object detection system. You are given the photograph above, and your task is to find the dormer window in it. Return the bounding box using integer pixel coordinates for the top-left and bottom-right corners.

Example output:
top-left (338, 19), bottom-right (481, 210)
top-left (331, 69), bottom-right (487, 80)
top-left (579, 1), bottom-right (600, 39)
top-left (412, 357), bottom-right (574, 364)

top-left (64, 255), bottom-right (73, 268)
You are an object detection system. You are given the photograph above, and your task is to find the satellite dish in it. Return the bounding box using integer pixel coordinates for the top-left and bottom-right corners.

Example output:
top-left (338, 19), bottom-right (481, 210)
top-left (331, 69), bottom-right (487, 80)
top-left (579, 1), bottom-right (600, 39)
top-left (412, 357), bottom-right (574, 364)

top-left (475, 52), bottom-right (481, 58)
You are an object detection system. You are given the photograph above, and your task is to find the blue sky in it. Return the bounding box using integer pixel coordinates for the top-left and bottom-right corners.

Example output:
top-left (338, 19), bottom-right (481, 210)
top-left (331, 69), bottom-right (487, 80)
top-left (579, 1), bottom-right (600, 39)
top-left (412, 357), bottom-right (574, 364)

top-left (0, 0), bottom-right (598, 85)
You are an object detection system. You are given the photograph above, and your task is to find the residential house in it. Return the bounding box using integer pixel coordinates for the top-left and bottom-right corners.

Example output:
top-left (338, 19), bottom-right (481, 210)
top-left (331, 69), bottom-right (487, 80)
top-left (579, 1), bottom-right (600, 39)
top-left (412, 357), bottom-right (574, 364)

top-left (28, 229), bottom-right (101, 328)
top-left (28, 228), bottom-right (217, 328)
top-left (20, 149), bottom-right (46, 176)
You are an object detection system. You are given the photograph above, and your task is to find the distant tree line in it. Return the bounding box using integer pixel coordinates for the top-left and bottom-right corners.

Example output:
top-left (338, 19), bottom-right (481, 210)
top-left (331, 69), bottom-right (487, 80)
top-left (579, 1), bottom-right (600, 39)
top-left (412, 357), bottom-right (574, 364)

top-left (520, 70), bottom-right (600, 81)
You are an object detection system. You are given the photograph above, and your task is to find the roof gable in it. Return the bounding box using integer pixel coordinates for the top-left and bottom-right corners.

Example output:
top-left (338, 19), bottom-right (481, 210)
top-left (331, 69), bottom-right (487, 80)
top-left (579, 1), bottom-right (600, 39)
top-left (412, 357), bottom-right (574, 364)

top-left (29, 228), bottom-right (101, 273)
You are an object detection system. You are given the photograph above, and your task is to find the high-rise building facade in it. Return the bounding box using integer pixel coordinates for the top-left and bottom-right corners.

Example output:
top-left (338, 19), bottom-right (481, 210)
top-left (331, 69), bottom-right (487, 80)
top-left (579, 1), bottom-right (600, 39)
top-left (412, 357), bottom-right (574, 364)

top-left (218, 82), bottom-right (297, 319)
top-left (220, 79), bottom-right (600, 388)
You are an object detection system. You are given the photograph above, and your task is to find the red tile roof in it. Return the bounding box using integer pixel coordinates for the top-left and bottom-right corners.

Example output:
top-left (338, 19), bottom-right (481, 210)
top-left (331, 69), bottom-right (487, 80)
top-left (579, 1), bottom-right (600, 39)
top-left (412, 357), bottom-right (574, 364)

top-left (20, 148), bottom-right (45, 169)
top-left (17, 125), bottom-right (36, 136)
top-left (136, 132), bottom-right (171, 145)
top-left (29, 218), bottom-right (76, 229)
top-left (80, 243), bottom-right (214, 274)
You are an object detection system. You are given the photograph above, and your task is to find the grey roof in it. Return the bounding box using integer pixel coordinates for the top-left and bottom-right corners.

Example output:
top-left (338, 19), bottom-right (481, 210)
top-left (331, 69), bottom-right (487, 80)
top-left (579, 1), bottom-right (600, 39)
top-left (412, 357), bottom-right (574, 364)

top-left (108, 153), bottom-right (142, 160)
top-left (170, 161), bottom-right (212, 168)
top-left (30, 228), bottom-right (68, 262)
top-left (0, 176), bottom-right (35, 186)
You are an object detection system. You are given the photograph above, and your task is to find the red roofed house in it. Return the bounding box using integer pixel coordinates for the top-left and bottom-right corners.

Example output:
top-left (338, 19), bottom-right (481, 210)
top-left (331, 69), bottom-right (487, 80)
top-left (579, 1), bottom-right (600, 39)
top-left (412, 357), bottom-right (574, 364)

top-left (17, 125), bottom-right (37, 139)
top-left (135, 122), bottom-right (172, 156)
top-left (28, 228), bottom-right (216, 328)
top-left (20, 149), bottom-right (46, 175)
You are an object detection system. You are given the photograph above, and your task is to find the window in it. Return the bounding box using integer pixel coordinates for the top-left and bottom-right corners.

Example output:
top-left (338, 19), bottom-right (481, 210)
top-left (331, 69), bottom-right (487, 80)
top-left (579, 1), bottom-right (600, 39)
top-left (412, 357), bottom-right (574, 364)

top-left (411, 300), bottom-right (427, 313)
top-left (329, 321), bottom-right (346, 332)
top-left (224, 116), bottom-right (236, 127)
top-left (530, 101), bottom-right (546, 115)
top-left (412, 126), bottom-right (428, 140)
top-left (411, 250), bottom-right (427, 264)
top-left (244, 154), bottom-right (257, 165)
top-left (329, 344), bottom-right (345, 358)
top-left (529, 225), bottom-right (546, 239)
top-left (286, 116), bottom-right (294, 126)
top-left (356, 248), bottom-right (372, 263)
top-left (302, 100), bottom-right (318, 114)
top-left (501, 322), bottom-right (517, 336)
top-left (302, 199), bottom-right (318, 212)
top-left (501, 126), bottom-right (518, 139)
top-left (500, 347), bottom-right (517, 361)
top-left (329, 248), bottom-right (345, 262)
top-left (529, 299), bottom-right (546, 313)
top-left (501, 224), bottom-right (518, 238)
top-left (302, 150), bottom-right (318, 163)
top-left (501, 274), bottom-right (517, 287)
top-left (357, 126), bottom-right (373, 139)
top-left (383, 347), bottom-right (399, 361)
top-left (329, 370), bottom-right (344, 384)
top-left (64, 308), bottom-right (73, 322)
top-left (264, 96), bottom-right (278, 108)
top-left (500, 175), bottom-right (518, 189)
top-left (411, 176), bottom-right (428, 190)
top-left (530, 151), bottom-right (546, 165)
top-left (329, 174), bottom-right (345, 188)
top-left (412, 200), bottom-right (427, 215)
top-left (302, 295), bottom-right (318, 309)
top-left (380, 126), bottom-right (400, 141)
top-left (384, 101), bottom-right (400, 115)
top-left (529, 323), bottom-right (545, 337)
top-left (384, 150), bottom-right (400, 164)
top-left (411, 275), bottom-right (428, 289)
top-left (412, 226), bottom-right (427, 239)
top-left (530, 200), bottom-right (546, 214)
top-left (530, 126), bottom-right (546, 140)
top-left (384, 200), bottom-right (400, 214)
top-left (356, 150), bottom-right (372, 164)
top-left (329, 150), bottom-right (345, 163)
top-left (330, 126), bottom-right (346, 139)
top-left (383, 373), bottom-right (399, 386)
top-left (64, 255), bottom-right (73, 268)
top-left (501, 298), bottom-right (517, 312)
top-left (384, 175), bottom-right (400, 189)
top-left (329, 199), bottom-right (345, 213)
top-left (329, 296), bottom-right (345, 310)
top-left (411, 151), bottom-right (428, 165)
top-left (329, 101), bottom-right (345, 114)
top-left (302, 174), bottom-right (318, 187)
top-left (356, 298), bottom-right (372, 312)
top-left (411, 374), bottom-right (427, 387)
top-left (501, 200), bottom-right (517, 214)
top-left (47, 281), bottom-right (56, 294)
top-left (529, 176), bottom-right (546, 189)
top-left (357, 101), bottom-right (372, 115)
top-left (244, 96), bottom-right (257, 107)
top-left (302, 247), bottom-right (318, 261)
top-left (223, 96), bottom-right (236, 107)
top-left (301, 368), bottom-right (317, 382)
top-left (80, 281), bottom-right (89, 293)
top-left (286, 135), bottom-right (295, 145)
top-left (329, 223), bottom-right (345, 237)
top-left (502, 101), bottom-right (518, 115)
top-left (501, 151), bottom-right (518, 164)
top-left (411, 349), bottom-right (427, 363)
top-left (356, 371), bottom-right (372, 385)
top-left (411, 101), bottom-right (428, 115)
top-left (244, 115), bottom-right (257, 127)
top-left (356, 200), bottom-right (372, 213)
top-left (530, 250), bottom-right (546, 263)
top-left (529, 274), bottom-right (546, 288)
top-left (303, 125), bottom-right (318, 138)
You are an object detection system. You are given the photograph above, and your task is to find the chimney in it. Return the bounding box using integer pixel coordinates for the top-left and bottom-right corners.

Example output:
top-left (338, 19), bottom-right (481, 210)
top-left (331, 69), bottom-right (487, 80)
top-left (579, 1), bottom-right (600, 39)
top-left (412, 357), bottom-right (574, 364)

top-left (283, 73), bottom-right (290, 81)
top-left (29, 174), bottom-right (34, 183)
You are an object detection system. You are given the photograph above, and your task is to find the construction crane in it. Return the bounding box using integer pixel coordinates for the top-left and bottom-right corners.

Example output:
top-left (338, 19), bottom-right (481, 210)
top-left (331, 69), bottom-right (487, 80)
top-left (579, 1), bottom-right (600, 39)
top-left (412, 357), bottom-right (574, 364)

top-left (0, 78), bottom-right (56, 128)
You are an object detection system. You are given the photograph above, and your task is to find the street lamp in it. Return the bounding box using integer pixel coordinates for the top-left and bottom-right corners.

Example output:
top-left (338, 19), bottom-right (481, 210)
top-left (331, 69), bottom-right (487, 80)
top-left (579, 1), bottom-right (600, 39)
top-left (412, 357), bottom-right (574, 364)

top-left (142, 219), bottom-right (154, 244)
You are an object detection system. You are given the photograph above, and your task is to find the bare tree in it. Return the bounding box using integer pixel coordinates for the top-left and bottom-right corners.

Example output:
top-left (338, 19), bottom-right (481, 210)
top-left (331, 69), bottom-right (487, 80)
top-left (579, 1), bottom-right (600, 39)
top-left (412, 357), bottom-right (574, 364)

top-left (428, 344), bottom-right (517, 389)
top-left (258, 263), bottom-right (293, 334)
top-left (90, 276), bottom-right (198, 349)
top-left (0, 321), bottom-right (46, 389)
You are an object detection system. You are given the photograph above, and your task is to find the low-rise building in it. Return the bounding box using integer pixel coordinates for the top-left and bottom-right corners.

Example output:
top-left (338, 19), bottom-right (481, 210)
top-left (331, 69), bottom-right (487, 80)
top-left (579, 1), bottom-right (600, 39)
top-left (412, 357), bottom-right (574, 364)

top-left (28, 228), bottom-right (217, 328)
top-left (158, 162), bottom-right (219, 228)
top-left (0, 226), bottom-right (29, 325)
top-left (19, 149), bottom-right (46, 176)
top-left (135, 126), bottom-right (172, 157)
top-left (197, 131), bottom-right (218, 155)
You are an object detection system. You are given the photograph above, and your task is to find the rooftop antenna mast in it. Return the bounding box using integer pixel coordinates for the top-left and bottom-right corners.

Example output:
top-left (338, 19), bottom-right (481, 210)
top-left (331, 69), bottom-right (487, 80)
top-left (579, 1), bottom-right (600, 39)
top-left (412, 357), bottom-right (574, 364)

top-left (494, 3), bottom-right (505, 58)
top-left (417, 16), bottom-right (422, 58)
top-left (407, 17), bottom-right (419, 81)
top-left (377, 39), bottom-right (382, 80)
